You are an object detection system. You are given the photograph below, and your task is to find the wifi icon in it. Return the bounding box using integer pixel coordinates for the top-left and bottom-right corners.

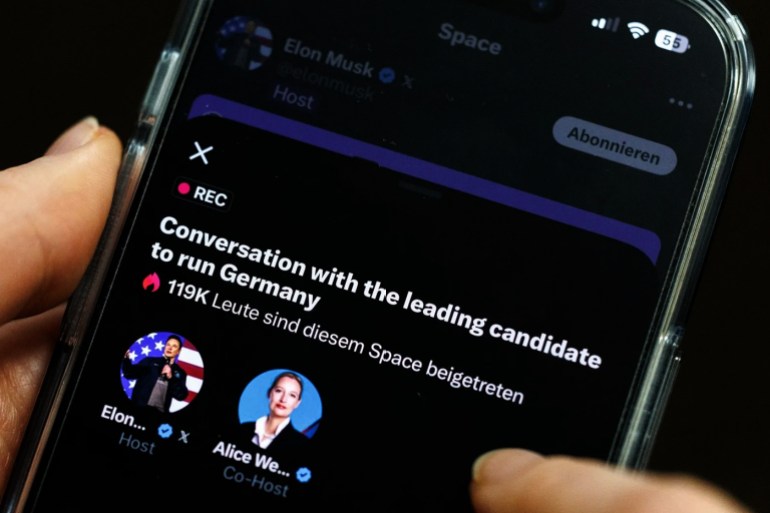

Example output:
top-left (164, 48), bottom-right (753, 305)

top-left (627, 21), bottom-right (650, 39)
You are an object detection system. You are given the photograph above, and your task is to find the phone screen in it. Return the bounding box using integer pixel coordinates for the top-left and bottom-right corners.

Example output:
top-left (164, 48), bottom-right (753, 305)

top-left (12, 0), bottom-right (749, 511)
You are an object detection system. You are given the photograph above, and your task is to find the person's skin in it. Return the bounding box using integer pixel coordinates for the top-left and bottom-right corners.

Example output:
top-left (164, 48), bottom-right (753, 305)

top-left (265, 375), bottom-right (302, 435)
top-left (162, 337), bottom-right (182, 359)
top-left (470, 449), bottom-right (753, 513)
top-left (161, 337), bottom-right (182, 378)
top-left (0, 116), bottom-right (121, 492)
top-left (0, 119), bottom-right (753, 513)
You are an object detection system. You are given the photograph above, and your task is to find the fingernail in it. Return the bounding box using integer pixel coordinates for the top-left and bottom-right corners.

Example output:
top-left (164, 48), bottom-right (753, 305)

top-left (472, 448), bottom-right (543, 483)
top-left (46, 116), bottom-right (100, 156)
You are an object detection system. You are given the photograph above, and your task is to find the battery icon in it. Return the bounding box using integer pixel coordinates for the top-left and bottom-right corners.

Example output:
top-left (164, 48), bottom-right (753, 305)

top-left (655, 29), bottom-right (690, 53)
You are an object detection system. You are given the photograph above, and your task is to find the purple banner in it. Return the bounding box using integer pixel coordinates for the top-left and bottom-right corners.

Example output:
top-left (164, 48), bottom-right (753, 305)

top-left (189, 94), bottom-right (661, 263)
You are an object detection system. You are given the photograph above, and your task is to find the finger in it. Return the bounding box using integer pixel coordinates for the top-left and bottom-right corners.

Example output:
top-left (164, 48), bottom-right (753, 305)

top-left (0, 118), bottom-right (122, 324)
top-left (0, 304), bottom-right (65, 491)
top-left (470, 449), bottom-right (752, 513)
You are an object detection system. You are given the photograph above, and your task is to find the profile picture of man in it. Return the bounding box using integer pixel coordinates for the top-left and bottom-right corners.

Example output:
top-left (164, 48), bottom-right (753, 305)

top-left (238, 369), bottom-right (322, 453)
top-left (121, 332), bottom-right (204, 413)
top-left (215, 15), bottom-right (273, 71)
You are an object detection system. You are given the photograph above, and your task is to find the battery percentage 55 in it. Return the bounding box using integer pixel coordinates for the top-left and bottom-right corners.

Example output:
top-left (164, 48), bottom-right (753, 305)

top-left (655, 29), bottom-right (690, 53)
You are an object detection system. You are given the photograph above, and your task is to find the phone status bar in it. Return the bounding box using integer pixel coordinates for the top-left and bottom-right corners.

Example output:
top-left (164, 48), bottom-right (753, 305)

top-left (590, 16), bottom-right (691, 53)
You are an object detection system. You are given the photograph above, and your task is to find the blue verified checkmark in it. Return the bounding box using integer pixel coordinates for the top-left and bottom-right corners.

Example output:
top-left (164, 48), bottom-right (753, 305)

top-left (157, 423), bottom-right (173, 439)
top-left (378, 67), bottom-right (396, 84)
top-left (296, 467), bottom-right (312, 483)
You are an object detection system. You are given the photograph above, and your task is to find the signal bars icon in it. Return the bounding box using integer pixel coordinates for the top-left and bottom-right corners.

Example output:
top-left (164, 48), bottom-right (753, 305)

top-left (591, 17), bottom-right (620, 32)
top-left (591, 18), bottom-right (651, 40)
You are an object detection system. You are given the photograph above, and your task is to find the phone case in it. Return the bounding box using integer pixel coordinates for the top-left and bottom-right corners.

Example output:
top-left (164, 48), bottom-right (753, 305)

top-left (610, 0), bottom-right (755, 467)
top-left (1, 0), bottom-right (755, 511)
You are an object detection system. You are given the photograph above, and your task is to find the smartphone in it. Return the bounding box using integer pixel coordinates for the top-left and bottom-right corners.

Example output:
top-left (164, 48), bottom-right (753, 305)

top-left (1, 0), bottom-right (755, 511)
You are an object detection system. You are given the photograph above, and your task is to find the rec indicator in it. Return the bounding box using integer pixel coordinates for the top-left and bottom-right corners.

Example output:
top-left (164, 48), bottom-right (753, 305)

top-left (174, 177), bottom-right (233, 211)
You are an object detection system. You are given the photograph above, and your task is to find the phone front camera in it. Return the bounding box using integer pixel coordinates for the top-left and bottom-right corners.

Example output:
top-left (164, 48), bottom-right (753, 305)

top-left (466, 0), bottom-right (563, 21)
top-left (528, 0), bottom-right (564, 19)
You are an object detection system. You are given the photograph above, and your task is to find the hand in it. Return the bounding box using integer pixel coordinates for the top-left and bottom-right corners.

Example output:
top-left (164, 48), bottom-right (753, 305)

top-left (0, 118), bottom-right (121, 493)
top-left (470, 449), bottom-right (752, 513)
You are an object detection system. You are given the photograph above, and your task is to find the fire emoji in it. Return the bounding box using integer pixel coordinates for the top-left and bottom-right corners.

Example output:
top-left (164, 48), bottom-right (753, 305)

top-left (143, 272), bottom-right (161, 292)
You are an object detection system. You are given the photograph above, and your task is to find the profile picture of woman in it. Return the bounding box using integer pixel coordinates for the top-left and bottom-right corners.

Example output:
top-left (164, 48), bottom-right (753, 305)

top-left (238, 369), bottom-right (321, 452)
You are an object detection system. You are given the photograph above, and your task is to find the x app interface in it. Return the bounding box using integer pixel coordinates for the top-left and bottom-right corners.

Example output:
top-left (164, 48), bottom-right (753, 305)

top-left (27, 1), bottom-right (729, 512)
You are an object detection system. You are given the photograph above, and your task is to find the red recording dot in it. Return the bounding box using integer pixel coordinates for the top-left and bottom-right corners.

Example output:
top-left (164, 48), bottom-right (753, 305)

top-left (178, 182), bottom-right (191, 195)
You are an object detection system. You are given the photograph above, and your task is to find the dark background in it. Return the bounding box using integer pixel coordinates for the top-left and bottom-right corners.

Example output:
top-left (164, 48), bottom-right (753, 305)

top-left (0, 1), bottom-right (767, 512)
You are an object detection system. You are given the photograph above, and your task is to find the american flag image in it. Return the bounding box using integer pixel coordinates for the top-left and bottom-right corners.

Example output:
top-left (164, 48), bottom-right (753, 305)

top-left (215, 15), bottom-right (273, 71)
top-left (121, 331), bottom-right (204, 413)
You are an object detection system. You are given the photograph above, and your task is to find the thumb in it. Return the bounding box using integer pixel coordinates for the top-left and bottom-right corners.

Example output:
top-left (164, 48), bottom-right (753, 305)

top-left (0, 117), bottom-right (122, 324)
top-left (470, 449), bottom-right (752, 513)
